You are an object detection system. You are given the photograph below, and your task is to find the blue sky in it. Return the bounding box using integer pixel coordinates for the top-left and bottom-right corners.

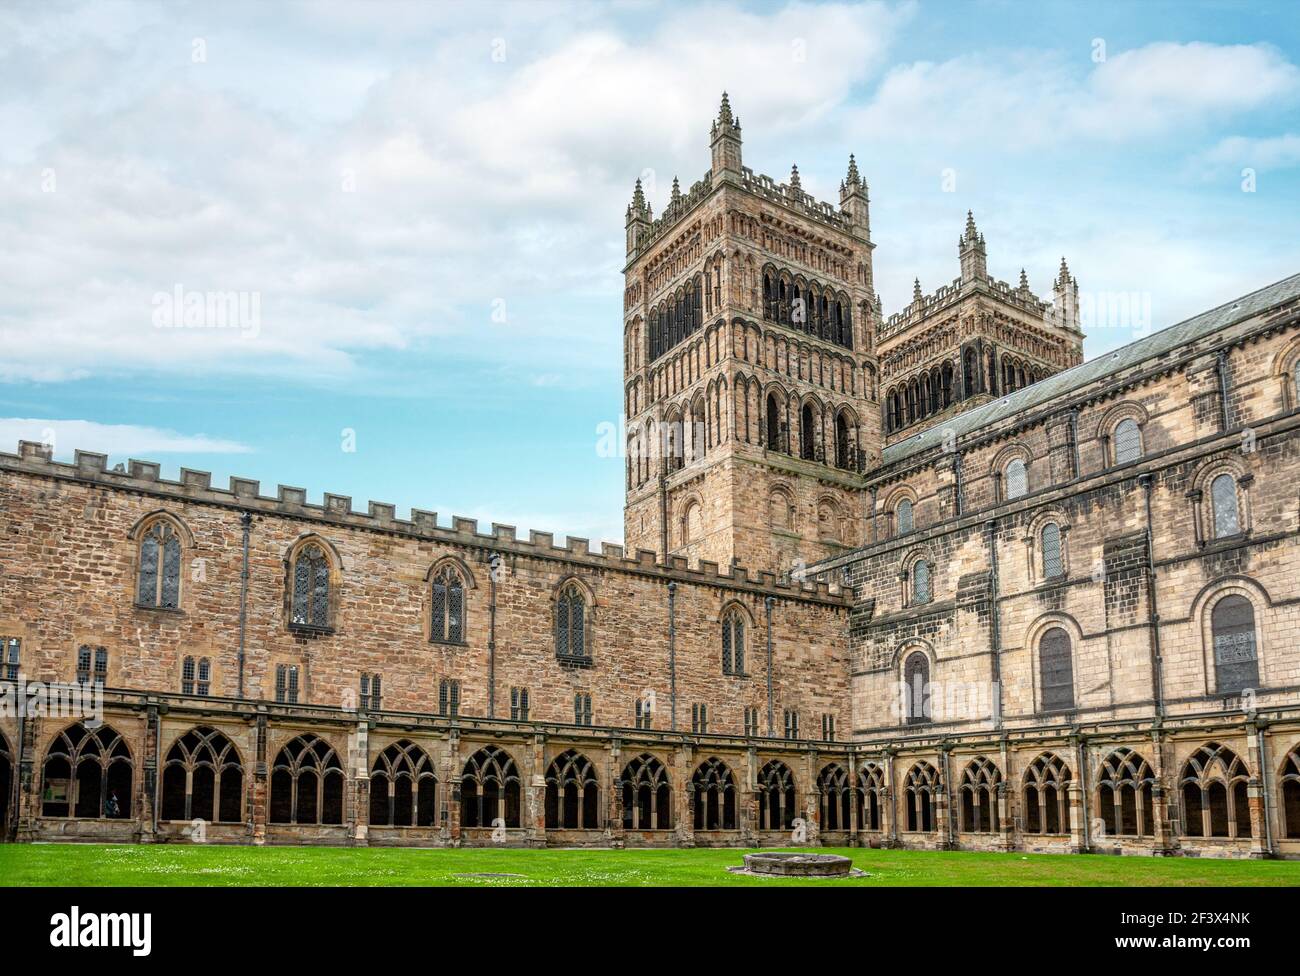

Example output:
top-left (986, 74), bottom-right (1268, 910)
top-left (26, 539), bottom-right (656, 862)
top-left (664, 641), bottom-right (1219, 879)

top-left (2, 0), bottom-right (1298, 544)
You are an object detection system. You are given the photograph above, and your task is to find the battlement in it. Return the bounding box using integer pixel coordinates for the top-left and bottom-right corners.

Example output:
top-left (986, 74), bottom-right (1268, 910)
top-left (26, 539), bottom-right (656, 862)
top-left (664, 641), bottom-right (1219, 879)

top-left (2, 441), bottom-right (849, 607)
top-left (880, 272), bottom-right (1055, 340)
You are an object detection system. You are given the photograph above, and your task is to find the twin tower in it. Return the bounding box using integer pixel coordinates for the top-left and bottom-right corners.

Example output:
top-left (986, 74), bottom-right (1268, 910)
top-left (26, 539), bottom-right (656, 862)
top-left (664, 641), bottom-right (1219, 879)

top-left (621, 94), bottom-right (1084, 575)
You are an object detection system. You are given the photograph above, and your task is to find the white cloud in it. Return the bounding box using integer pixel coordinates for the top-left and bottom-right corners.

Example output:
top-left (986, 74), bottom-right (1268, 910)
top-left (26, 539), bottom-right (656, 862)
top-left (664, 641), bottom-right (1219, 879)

top-left (1192, 133), bottom-right (1300, 177)
top-left (0, 418), bottom-right (251, 457)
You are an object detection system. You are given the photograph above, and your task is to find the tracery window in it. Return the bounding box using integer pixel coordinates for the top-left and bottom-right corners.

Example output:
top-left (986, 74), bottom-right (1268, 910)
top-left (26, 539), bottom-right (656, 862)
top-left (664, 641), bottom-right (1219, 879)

top-left (460, 746), bottom-right (521, 828)
top-left (160, 727), bottom-right (242, 823)
top-left (41, 723), bottom-right (133, 819)
top-left (818, 763), bottom-right (852, 831)
top-left (181, 655), bottom-right (211, 696)
top-left (1282, 746), bottom-right (1300, 839)
top-left (858, 762), bottom-right (885, 830)
top-left (1180, 743), bottom-right (1252, 839)
top-left (1211, 474), bottom-right (1240, 539)
top-left (1210, 595), bottom-right (1259, 696)
top-left (692, 757), bottom-right (737, 830)
top-left (555, 582), bottom-right (589, 662)
top-left (621, 754), bottom-right (671, 830)
top-left (136, 517), bottom-right (181, 609)
top-left (290, 542), bottom-right (331, 629)
top-left (903, 760), bottom-right (938, 831)
top-left (721, 608), bottom-right (745, 675)
top-left (1096, 748), bottom-right (1155, 837)
top-left (1113, 417), bottom-right (1143, 464)
top-left (370, 740), bottom-right (437, 828)
top-left (959, 756), bottom-right (1002, 833)
top-left (1023, 753), bottom-right (1071, 834)
top-left (269, 734), bottom-right (344, 825)
top-left (430, 565), bottom-right (465, 644)
top-left (757, 759), bottom-right (796, 830)
top-left (1039, 626), bottom-right (1075, 711)
top-left (545, 749), bottom-right (600, 829)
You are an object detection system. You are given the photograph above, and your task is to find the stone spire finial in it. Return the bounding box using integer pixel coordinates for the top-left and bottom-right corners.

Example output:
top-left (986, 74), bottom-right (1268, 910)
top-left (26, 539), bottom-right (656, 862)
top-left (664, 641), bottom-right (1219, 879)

top-left (846, 153), bottom-right (860, 185)
top-left (789, 164), bottom-right (801, 191)
top-left (632, 178), bottom-right (646, 213)
top-left (913, 278), bottom-right (923, 303)
top-left (718, 91), bottom-right (734, 125)
top-left (671, 176), bottom-right (681, 202)
top-left (1057, 256), bottom-right (1072, 284)
top-left (963, 210), bottom-right (978, 244)
top-left (1019, 268), bottom-right (1029, 291)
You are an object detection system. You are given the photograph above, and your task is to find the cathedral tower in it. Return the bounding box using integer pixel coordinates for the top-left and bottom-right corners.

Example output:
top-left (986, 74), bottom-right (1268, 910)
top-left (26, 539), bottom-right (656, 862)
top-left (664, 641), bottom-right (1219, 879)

top-left (622, 94), bottom-right (882, 576)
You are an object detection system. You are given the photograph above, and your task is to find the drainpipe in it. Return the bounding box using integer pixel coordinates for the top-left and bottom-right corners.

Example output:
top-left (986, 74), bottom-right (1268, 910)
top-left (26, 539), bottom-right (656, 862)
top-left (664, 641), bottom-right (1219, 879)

top-left (1216, 350), bottom-right (1233, 432)
top-left (488, 553), bottom-right (499, 718)
top-left (765, 596), bottom-right (775, 737)
top-left (1138, 474), bottom-right (1165, 720)
top-left (1256, 723), bottom-right (1275, 856)
top-left (237, 511), bottom-right (252, 700)
top-left (658, 474), bottom-right (669, 560)
top-left (985, 519), bottom-right (1003, 728)
top-left (667, 581), bottom-right (677, 732)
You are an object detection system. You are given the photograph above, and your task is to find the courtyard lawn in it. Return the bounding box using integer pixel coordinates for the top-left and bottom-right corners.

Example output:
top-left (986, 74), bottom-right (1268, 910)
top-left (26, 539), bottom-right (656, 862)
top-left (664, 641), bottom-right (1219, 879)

top-left (1, 843), bottom-right (1298, 886)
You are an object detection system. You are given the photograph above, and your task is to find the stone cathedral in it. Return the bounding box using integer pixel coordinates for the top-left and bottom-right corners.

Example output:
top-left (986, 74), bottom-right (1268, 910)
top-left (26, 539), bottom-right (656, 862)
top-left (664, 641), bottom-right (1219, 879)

top-left (2, 95), bottom-right (1300, 857)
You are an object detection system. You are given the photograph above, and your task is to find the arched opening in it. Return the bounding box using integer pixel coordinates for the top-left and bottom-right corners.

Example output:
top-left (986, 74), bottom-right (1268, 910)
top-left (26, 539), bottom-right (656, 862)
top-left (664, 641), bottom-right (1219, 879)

top-left (41, 723), bottom-right (133, 820)
top-left (621, 754), bottom-right (672, 831)
top-left (765, 393), bottom-right (781, 450)
top-left (370, 740), bottom-right (438, 828)
top-left (800, 403), bottom-right (815, 460)
top-left (692, 757), bottom-right (737, 830)
top-left (269, 734), bottom-right (343, 825)
top-left (858, 763), bottom-right (885, 831)
top-left (818, 763), bottom-right (852, 831)
top-left (1180, 743), bottom-right (1252, 839)
top-left (757, 760), bottom-right (796, 831)
top-left (1210, 595), bottom-right (1259, 696)
top-left (461, 746), bottom-right (521, 829)
top-left (1096, 749), bottom-right (1155, 837)
top-left (904, 761), bottom-right (938, 832)
top-left (959, 757), bottom-right (1002, 833)
top-left (1023, 753), bottom-right (1071, 835)
top-left (903, 651), bottom-right (930, 725)
top-left (544, 749), bottom-right (600, 830)
top-left (834, 411), bottom-right (850, 469)
top-left (160, 727), bottom-right (243, 823)
top-left (1038, 626), bottom-right (1075, 711)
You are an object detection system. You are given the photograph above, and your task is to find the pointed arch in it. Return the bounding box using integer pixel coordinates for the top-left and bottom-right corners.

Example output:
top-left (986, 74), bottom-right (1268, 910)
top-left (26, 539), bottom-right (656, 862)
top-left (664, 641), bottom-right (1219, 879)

top-left (756, 759), bottom-right (797, 831)
top-left (1023, 752), bottom-right (1071, 835)
top-left (461, 745), bottom-right (521, 828)
top-left (691, 757), bottom-right (737, 830)
top-left (545, 749), bottom-right (600, 830)
top-left (269, 733), bottom-right (344, 825)
top-left (41, 722), bottom-right (133, 819)
top-left (370, 739), bottom-right (438, 828)
top-left (161, 726), bottom-right (244, 824)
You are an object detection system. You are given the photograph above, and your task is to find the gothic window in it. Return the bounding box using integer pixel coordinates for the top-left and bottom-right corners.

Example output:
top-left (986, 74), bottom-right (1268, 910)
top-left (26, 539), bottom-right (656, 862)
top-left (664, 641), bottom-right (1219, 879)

top-left (1114, 418), bottom-right (1143, 465)
top-left (136, 517), bottom-right (181, 609)
top-left (962, 348), bottom-right (979, 398)
top-left (1180, 743), bottom-right (1252, 839)
top-left (430, 565), bottom-right (465, 644)
top-left (721, 608), bottom-right (746, 675)
top-left (1023, 753), bottom-right (1071, 835)
top-left (461, 746), bottom-right (521, 828)
top-left (41, 723), bottom-right (133, 819)
top-left (1282, 746), bottom-right (1300, 839)
top-left (765, 393), bottom-right (782, 450)
top-left (1210, 595), bottom-right (1259, 696)
top-left (691, 703), bottom-right (708, 733)
top-left (1038, 627), bottom-right (1075, 711)
top-left (181, 656), bottom-right (211, 696)
top-left (574, 692), bottom-right (592, 726)
top-left (903, 761), bottom-right (938, 832)
top-left (911, 560), bottom-right (932, 605)
top-left (555, 582), bottom-right (589, 662)
top-left (360, 672), bottom-right (382, 711)
top-left (941, 363), bottom-right (954, 407)
top-left (510, 686), bottom-right (529, 721)
top-left (818, 763), bottom-right (852, 831)
top-left (274, 664), bottom-right (299, 704)
top-left (859, 762), bottom-right (885, 830)
top-left (800, 403), bottom-right (815, 460)
top-left (1211, 474), bottom-right (1241, 538)
top-left (1041, 523), bottom-right (1064, 579)
top-left (160, 727), bottom-right (242, 823)
top-left (438, 678), bottom-right (460, 716)
top-left (903, 651), bottom-right (931, 725)
top-left (76, 645), bottom-right (108, 685)
top-left (896, 498), bottom-right (914, 535)
top-left (1004, 459), bottom-right (1028, 500)
top-left (835, 411), bottom-right (851, 468)
top-left (290, 542), bottom-right (331, 629)
top-left (783, 708), bottom-right (799, 739)
top-left (269, 734), bottom-right (343, 825)
top-left (1096, 748), bottom-right (1155, 837)
top-left (3, 636), bottom-right (20, 680)
top-left (621, 754), bottom-right (671, 830)
top-left (757, 759), bottom-right (796, 830)
top-left (959, 756), bottom-right (1002, 833)
top-left (370, 740), bottom-right (437, 828)
top-left (545, 749), bottom-right (600, 829)
top-left (692, 757), bottom-right (737, 830)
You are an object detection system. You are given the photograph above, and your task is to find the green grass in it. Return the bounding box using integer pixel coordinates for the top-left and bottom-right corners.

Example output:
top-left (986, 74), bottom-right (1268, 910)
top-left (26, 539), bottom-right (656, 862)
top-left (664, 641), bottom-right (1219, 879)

top-left (2, 843), bottom-right (1298, 886)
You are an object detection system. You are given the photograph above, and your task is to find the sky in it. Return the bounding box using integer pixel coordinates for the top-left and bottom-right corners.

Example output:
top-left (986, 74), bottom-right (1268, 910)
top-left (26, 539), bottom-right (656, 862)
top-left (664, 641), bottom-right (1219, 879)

top-left (2, 0), bottom-right (1299, 546)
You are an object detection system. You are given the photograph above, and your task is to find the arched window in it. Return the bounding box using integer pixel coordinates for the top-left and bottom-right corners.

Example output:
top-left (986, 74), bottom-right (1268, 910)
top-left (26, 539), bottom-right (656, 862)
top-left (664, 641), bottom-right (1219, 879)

top-left (269, 734), bottom-right (343, 825)
top-left (1038, 626), bottom-right (1075, 711)
top-left (959, 757), bottom-right (1002, 833)
top-left (430, 564), bottom-right (466, 644)
top-left (461, 746), bottom-right (521, 829)
top-left (911, 560), bottom-right (932, 605)
top-left (1041, 523), bottom-right (1064, 579)
top-left (1096, 748), bottom-right (1155, 837)
top-left (1004, 458), bottom-right (1028, 500)
top-left (1211, 474), bottom-right (1240, 538)
top-left (757, 760), bottom-right (796, 831)
top-left (765, 393), bottom-right (781, 450)
top-left (834, 411), bottom-right (850, 469)
top-left (817, 763), bottom-right (852, 831)
top-left (545, 749), bottom-right (600, 830)
top-left (895, 498), bottom-right (914, 535)
top-left (1282, 746), bottom-right (1300, 839)
top-left (555, 582), bottom-right (588, 661)
top-left (721, 608), bottom-right (745, 675)
top-left (41, 723), bottom-right (133, 819)
top-left (903, 651), bottom-right (930, 725)
top-left (1114, 418), bottom-right (1143, 464)
top-left (136, 517), bottom-right (181, 609)
top-left (290, 543), bottom-right (331, 629)
top-left (370, 740), bottom-right (437, 828)
top-left (858, 763), bottom-right (885, 831)
top-left (962, 348), bottom-right (979, 398)
top-left (692, 757), bottom-right (737, 830)
top-left (160, 727), bottom-right (242, 823)
top-left (621, 754), bottom-right (672, 831)
top-left (800, 403), bottom-right (815, 460)
top-left (903, 761), bottom-right (938, 832)
top-left (1211, 595), bottom-right (1260, 696)
top-left (1180, 743), bottom-right (1252, 839)
top-left (1023, 753), bottom-right (1071, 835)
